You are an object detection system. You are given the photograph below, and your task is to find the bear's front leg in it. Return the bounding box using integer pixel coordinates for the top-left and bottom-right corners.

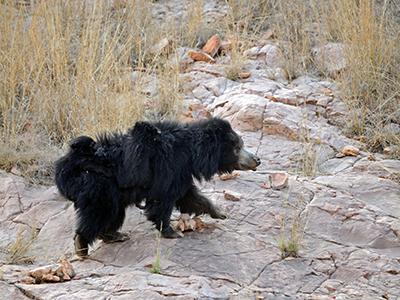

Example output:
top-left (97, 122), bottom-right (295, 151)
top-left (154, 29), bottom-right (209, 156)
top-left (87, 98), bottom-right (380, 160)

top-left (145, 200), bottom-right (182, 239)
top-left (176, 186), bottom-right (227, 219)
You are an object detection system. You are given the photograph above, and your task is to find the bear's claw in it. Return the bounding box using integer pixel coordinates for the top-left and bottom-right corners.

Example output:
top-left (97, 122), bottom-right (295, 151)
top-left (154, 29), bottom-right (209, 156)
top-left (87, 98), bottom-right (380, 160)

top-left (99, 231), bottom-right (130, 243)
top-left (162, 227), bottom-right (183, 239)
top-left (74, 234), bottom-right (89, 258)
top-left (210, 210), bottom-right (227, 220)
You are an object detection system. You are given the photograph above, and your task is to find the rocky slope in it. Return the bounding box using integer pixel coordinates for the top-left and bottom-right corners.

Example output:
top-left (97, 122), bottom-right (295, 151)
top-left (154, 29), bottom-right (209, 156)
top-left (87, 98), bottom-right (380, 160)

top-left (1, 2), bottom-right (400, 299)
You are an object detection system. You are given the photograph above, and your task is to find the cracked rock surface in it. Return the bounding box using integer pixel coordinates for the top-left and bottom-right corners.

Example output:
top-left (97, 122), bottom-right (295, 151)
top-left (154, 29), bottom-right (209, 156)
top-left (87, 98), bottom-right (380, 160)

top-left (1, 2), bottom-right (400, 299)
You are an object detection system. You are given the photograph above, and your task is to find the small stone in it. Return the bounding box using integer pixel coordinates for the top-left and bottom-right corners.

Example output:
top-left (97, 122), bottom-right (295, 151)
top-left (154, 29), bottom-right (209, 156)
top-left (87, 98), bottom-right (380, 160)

top-left (223, 190), bottom-right (241, 201)
top-left (238, 72), bottom-right (251, 79)
top-left (24, 260), bottom-right (76, 284)
top-left (315, 95), bottom-right (332, 107)
top-left (260, 181), bottom-right (271, 189)
top-left (188, 50), bottom-right (216, 63)
top-left (271, 172), bottom-right (289, 190)
top-left (10, 166), bottom-right (22, 176)
top-left (58, 259), bottom-right (76, 278)
top-left (243, 46), bottom-right (261, 58)
top-left (42, 274), bottom-right (61, 282)
top-left (202, 34), bottom-right (221, 57)
top-left (219, 172), bottom-right (239, 181)
top-left (320, 87), bottom-right (334, 96)
top-left (260, 44), bottom-right (285, 68)
top-left (174, 214), bottom-right (195, 232)
top-left (261, 28), bottom-right (275, 41)
top-left (150, 37), bottom-right (172, 56)
top-left (339, 145), bottom-right (360, 157)
top-left (219, 40), bottom-right (232, 52)
top-left (28, 266), bottom-right (52, 279)
top-left (383, 147), bottom-right (393, 155)
top-left (20, 276), bottom-right (36, 284)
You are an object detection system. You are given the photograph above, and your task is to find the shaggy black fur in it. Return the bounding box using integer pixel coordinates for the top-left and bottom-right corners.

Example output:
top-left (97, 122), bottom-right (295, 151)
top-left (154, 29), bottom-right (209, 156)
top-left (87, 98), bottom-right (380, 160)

top-left (55, 118), bottom-right (260, 256)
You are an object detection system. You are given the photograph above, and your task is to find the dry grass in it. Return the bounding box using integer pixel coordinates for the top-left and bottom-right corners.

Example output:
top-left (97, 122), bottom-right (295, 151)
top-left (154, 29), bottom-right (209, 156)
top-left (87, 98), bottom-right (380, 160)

top-left (0, 133), bottom-right (59, 184)
top-left (223, 47), bottom-right (246, 81)
top-left (5, 228), bottom-right (37, 264)
top-left (225, 0), bottom-right (400, 156)
top-left (0, 0), bottom-right (187, 179)
top-left (277, 202), bottom-right (307, 259)
top-left (0, 0), bottom-right (399, 182)
top-left (319, 0), bottom-right (400, 155)
top-left (0, 0), bottom-right (159, 142)
top-left (298, 141), bottom-right (318, 178)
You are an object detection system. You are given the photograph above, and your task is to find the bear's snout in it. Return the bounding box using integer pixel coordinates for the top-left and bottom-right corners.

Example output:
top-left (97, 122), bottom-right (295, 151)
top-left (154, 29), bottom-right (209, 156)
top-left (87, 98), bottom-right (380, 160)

top-left (237, 148), bottom-right (261, 171)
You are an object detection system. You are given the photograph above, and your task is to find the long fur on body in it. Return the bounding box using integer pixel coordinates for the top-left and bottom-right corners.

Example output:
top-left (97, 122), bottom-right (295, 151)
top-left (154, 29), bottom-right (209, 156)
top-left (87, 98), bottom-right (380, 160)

top-left (55, 118), bottom-right (259, 249)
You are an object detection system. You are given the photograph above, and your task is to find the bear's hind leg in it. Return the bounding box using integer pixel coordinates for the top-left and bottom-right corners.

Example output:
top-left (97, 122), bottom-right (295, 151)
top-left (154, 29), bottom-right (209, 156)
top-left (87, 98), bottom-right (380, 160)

top-left (74, 208), bottom-right (101, 257)
top-left (74, 233), bottom-right (89, 258)
top-left (177, 186), bottom-right (227, 219)
top-left (98, 208), bottom-right (130, 243)
top-left (74, 181), bottom-right (123, 257)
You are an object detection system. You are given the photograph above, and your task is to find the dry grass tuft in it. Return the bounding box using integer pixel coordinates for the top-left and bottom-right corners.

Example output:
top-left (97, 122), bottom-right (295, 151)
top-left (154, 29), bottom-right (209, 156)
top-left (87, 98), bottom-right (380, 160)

top-left (277, 211), bottom-right (304, 259)
top-left (5, 228), bottom-right (37, 264)
top-left (321, 0), bottom-right (400, 155)
top-left (277, 188), bottom-right (309, 259)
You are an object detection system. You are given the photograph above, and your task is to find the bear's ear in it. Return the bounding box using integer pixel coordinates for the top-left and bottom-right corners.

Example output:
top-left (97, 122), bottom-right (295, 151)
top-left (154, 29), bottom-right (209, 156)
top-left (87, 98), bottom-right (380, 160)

top-left (207, 118), bottom-right (232, 135)
top-left (69, 136), bottom-right (95, 150)
top-left (128, 121), bottom-right (160, 141)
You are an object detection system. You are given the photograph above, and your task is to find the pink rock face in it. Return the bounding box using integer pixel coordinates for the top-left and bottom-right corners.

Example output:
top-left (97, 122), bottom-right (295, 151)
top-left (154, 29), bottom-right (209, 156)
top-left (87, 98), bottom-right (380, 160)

top-left (312, 43), bottom-right (347, 76)
top-left (244, 44), bottom-right (285, 69)
top-left (213, 94), bottom-right (267, 132)
top-left (181, 100), bottom-right (211, 122)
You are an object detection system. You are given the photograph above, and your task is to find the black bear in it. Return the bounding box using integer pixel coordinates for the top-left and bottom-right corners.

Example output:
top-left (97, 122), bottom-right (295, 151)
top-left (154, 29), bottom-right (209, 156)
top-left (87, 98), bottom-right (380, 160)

top-left (55, 118), bottom-right (260, 257)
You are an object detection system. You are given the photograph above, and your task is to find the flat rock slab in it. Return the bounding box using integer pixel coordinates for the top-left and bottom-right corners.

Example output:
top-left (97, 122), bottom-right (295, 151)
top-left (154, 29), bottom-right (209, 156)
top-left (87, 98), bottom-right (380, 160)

top-left (1, 163), bottom-right (399, 299)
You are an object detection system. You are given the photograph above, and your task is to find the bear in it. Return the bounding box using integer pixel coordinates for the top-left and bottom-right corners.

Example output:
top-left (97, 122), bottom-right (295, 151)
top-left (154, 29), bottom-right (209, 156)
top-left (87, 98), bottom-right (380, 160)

top-left (55, 118), bottom-right (260, 257)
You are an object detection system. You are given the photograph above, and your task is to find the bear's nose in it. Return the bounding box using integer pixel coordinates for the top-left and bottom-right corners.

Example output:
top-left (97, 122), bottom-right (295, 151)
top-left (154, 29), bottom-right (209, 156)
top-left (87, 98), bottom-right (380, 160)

top-left (254, 155), bottom-right (261, 166)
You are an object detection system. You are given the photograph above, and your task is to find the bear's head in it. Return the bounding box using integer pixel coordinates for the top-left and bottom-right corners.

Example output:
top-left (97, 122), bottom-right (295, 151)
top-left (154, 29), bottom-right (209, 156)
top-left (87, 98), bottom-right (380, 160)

top-left (208, 118), bottom-right (261, 174)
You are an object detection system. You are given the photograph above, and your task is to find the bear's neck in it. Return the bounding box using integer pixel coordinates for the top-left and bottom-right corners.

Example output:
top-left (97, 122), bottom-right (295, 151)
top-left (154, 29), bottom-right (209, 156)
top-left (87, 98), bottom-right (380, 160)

top-left (191, 130), bottom-right (221, 181)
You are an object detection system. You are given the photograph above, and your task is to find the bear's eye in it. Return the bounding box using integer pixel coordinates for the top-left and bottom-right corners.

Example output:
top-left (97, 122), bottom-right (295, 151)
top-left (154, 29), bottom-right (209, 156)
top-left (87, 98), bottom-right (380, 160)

top-left (234, 145), bottom-right (241, 155)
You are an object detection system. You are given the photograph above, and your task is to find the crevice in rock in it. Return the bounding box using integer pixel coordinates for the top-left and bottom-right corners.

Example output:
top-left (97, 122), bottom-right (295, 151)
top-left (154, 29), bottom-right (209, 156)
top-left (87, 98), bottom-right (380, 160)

top-left (255, 104), bottom-right (267, 157)
top-left (15, 285), bottom-right (42, 300)
top-left (241, 258), bottom-right (282, 292)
